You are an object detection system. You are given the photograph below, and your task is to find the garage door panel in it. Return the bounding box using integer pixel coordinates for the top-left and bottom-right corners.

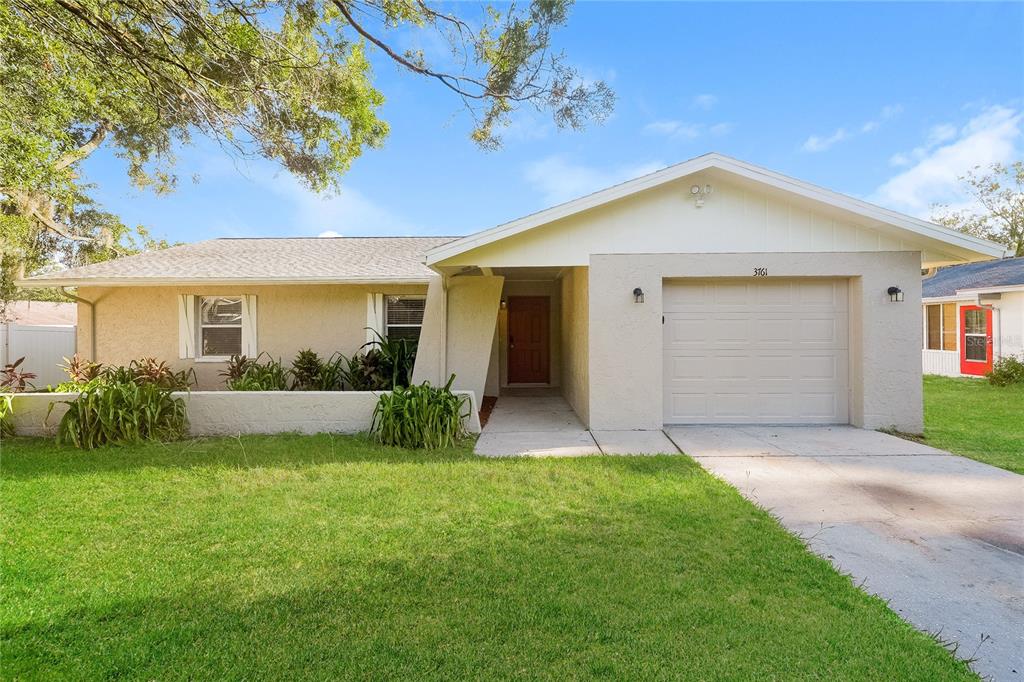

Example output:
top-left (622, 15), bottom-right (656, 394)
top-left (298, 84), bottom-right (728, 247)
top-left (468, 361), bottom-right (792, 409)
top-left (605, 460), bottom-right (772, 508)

top-left (663, 278), bottom-right (849, 425)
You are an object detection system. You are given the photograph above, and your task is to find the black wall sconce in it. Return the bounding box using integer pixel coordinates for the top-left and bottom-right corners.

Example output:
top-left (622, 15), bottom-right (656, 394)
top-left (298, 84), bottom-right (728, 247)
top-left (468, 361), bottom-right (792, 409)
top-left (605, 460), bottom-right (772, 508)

top-left (633, 287), bottom-right (645, 303)
top-left (887, 286), bottom-right (904, 302)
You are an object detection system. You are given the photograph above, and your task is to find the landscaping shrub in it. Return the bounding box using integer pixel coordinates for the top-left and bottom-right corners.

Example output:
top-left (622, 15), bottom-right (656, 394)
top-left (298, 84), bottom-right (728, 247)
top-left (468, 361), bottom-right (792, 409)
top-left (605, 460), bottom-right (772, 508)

top-left (1, 357), bottom-right (36, 392)
top-left (55, 381), bottom-right (188, 449)
top-left (226, 353), bottom-right (290, 391)
top-left (291, 349), bottom-right (324, 390)
top-left (52, 356), bottom-right (193, 392)
top-left (0, 392), bottom-right (13, 438)
top-left (987, 354), bottom-right (1024, 386)
top-left (345, 331), bottom-right (417, 391)
top-left (371, 375), bottom-right (468, 449)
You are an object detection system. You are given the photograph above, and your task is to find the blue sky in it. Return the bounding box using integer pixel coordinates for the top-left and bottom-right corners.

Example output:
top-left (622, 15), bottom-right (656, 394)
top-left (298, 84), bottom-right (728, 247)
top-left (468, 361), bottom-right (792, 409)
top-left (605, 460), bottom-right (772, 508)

top-left (80, 2), bottom-right (1024, 243)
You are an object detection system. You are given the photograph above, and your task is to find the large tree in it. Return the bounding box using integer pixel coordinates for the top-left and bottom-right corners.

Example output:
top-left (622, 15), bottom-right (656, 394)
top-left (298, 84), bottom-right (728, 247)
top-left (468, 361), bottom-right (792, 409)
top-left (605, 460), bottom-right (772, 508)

top-left (0, 0), bottom-right (613, 312)
top-left (932, 161), bottom-right (1024, 257)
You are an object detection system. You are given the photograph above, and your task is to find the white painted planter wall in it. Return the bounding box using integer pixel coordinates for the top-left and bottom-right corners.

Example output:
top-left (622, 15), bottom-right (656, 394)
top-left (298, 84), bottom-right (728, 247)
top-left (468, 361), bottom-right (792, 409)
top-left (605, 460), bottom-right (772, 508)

top-left (7, 390), bottom-right (480, 439)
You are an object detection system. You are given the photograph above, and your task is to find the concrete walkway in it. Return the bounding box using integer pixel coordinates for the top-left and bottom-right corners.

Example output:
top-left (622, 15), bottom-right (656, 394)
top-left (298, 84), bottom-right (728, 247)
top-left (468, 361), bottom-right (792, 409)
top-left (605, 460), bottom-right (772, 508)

top-left (668, 425), bottom-right (1024, 682)
top-left (474, 396), bottom-right (678, 457)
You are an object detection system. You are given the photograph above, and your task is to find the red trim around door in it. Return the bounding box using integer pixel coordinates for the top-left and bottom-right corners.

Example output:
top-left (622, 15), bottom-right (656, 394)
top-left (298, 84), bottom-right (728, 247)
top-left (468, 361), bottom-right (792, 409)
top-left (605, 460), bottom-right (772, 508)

top-left (959, 305), bottom-right (993, 376)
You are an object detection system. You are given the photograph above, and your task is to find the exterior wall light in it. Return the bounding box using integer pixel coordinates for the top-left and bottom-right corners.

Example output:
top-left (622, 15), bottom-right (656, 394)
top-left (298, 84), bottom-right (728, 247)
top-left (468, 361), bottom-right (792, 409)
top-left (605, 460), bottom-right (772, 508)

top-left (887, 286), bottom-right (904, 302)
top-left (500, 298), bottom-right (507, 309)
top-left (633, 287), bottom-right (645, 303)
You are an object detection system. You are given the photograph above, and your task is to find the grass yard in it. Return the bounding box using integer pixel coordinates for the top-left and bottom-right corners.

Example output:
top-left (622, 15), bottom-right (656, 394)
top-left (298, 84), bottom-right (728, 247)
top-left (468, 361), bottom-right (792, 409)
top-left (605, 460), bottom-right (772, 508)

top-left (923, 375), bottom-right (1024, 474)
top-left (2, 435), bottom-right (974, 680)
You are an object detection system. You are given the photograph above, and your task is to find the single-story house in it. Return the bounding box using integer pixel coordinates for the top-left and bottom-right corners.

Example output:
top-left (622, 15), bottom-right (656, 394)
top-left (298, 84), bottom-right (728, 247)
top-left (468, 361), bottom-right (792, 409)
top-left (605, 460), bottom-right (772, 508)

top-left (18, 153), bottom-right (1007, 433)
top-left (921, 256), bottom-right (1024, 377)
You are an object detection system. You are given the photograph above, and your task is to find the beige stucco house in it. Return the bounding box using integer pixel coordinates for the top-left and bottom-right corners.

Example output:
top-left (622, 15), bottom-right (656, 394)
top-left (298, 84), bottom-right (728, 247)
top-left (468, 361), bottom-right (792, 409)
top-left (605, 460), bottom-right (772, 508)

top-left (18, 154), bottom-right (1006, 433)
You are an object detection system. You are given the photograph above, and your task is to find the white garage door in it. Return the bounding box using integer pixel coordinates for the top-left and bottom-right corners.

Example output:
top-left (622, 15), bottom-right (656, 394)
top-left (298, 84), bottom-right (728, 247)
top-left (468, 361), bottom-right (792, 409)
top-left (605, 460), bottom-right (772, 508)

top-left (663, 279), bottom-right (849, 424)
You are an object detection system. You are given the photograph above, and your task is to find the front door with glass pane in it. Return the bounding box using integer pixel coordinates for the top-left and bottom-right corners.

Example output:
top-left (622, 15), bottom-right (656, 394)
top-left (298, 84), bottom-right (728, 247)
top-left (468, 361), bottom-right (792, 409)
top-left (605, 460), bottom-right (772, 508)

top-left (959, 305), bottom-right (993, 376)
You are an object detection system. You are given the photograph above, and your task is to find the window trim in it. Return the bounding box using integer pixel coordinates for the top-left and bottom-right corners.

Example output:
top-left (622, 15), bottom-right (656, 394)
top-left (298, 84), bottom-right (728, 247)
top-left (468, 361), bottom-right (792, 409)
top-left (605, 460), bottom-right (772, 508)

top-left (197, 295), bottom-right (244, 360)
top-left (384, 295), bottom-right (426, 343)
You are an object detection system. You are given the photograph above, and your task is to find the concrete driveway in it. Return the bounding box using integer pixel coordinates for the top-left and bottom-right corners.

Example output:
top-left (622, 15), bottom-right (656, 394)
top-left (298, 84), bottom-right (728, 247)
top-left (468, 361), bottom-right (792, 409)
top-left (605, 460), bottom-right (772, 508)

top-left (667, 426), bottom-right (1024, 681)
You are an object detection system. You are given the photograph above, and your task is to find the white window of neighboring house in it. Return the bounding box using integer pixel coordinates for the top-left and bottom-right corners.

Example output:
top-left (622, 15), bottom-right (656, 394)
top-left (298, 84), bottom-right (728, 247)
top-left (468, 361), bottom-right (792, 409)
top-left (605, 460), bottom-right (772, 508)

top-left (385, 296), bottom-right (425, 343)
top-left (924, 302), bottom-right (957, 351)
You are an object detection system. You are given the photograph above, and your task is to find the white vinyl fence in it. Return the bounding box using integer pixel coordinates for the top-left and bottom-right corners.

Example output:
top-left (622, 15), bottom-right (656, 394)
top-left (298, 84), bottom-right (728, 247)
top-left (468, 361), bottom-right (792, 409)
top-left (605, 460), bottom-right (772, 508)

top-left (0, 324), bottom-right (76, 388)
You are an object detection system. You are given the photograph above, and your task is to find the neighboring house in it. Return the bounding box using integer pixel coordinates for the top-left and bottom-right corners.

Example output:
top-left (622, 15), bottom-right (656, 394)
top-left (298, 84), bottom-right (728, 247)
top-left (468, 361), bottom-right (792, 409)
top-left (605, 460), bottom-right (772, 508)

top-left (3, 301), bottom-right (77, 325)
top-left (921, 256), bottom-right (1024, 377)
top-left (17, 153), bottom-right (1006, 433)
top-left (1, 301), bottom-right (77, 386)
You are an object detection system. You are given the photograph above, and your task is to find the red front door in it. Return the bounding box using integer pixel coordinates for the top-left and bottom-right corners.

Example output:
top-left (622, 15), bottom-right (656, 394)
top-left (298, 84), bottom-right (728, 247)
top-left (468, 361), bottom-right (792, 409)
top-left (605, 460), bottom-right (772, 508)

top-left (959, 305), bottom-right (993, 376)
top-left (507, 296), bottom-right (550, 384)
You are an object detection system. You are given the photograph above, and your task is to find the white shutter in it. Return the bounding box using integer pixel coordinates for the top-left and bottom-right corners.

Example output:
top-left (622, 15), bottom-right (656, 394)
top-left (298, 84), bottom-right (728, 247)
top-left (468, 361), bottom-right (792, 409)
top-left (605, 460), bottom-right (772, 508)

top-left (366, 293), bottom-right (384, 344)
top-left (242, 294), bottom-right (258, 356)
top-left (177, 294), bottom-right (195, 359)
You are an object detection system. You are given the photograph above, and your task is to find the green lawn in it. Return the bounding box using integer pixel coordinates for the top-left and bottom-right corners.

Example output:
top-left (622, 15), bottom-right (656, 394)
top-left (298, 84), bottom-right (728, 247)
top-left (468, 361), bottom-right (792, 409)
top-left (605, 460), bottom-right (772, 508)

top-left (923, 375), bottom-right (1024, 474)
top-left (2, 435), bottom-right (974, 680)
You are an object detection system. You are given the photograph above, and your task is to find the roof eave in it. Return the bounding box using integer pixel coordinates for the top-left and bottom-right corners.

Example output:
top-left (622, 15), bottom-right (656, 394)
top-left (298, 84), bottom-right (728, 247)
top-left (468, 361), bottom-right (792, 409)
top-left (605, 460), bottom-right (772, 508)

top-left (424, 152), bottom-right (1007, 265)
top-left (15, 276), bottom-right (435, 288)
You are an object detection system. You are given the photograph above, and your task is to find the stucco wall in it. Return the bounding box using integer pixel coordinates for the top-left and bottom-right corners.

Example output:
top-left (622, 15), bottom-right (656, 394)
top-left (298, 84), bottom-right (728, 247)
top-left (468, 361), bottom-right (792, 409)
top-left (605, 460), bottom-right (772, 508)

top-left (587, 251), bottom-right (923, 432)
top-left (443, 275), bottom-right (503, 407)
top-left (8, 389), bottom-right (481, 437)
top-left (560, 267), bottom-right (589, 424)
top-left (76, 283), bottom-right (427, 389)
top-left (496, 280), bottom-right (562, 387)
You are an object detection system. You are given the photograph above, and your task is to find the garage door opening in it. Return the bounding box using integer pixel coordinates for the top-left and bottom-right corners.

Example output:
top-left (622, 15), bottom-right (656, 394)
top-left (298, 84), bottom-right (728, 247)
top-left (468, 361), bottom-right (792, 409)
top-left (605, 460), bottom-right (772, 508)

top-left (663, 278), bottom-right (850, 424)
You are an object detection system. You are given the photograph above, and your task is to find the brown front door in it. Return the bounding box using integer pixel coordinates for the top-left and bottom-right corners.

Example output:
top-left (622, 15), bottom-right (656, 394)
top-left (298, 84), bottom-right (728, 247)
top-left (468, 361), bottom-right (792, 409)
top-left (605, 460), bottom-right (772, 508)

top-left (507, 296), bottom-right (550, 384)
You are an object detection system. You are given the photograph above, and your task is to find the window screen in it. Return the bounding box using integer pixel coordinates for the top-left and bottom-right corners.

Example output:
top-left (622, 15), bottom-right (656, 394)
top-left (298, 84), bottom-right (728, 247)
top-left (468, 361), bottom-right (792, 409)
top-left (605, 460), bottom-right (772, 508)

top-left (199, 296), bottom-right (243, 357)
top-left (385, 296), bottom-right (425, 343)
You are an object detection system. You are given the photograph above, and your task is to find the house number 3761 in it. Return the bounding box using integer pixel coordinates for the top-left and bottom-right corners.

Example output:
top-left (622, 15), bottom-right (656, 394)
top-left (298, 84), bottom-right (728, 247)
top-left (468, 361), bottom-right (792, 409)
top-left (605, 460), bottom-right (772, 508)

top-left (752, 267), bottom-right (768, 277)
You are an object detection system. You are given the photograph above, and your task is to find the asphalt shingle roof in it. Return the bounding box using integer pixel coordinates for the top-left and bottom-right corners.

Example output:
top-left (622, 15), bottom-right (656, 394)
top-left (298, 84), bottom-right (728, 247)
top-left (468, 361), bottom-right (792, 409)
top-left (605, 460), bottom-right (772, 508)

top-left (923, 256), bottom-right (1024, 298)
top-left (22, 237), bottom-right (457, 285)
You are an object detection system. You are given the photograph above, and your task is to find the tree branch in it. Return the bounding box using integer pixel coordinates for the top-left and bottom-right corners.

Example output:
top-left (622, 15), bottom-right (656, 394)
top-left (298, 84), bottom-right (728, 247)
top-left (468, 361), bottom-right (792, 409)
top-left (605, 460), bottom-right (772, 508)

top-left (54, 121), bottom-right (111, 170)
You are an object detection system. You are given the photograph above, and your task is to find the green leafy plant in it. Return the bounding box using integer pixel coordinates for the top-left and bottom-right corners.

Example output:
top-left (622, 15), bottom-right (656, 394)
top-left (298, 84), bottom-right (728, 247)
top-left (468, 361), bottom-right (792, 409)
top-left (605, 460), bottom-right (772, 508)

top-left (0, 392), bottom-right (13, 437)
top-left (55, 381), bottom-right (188, 449)
top-left (291, 349), bottom-right (324, 391)
top-left (987, 354), bottom-right (1024, 386)
top-left (127, 357), bottom-right (195, 390)
top-left (371, 375), bottom-right (468, 449)
top-left (1, 357), bottom-right (36, 392)
top-left (344, 330), bottom-right (417, 391)
top-left (227, 353), bottom-right (290, 391)
top-left (220, 355), bottom-right (254, 385)
top-left (59, 354), bottom-right (103, 384)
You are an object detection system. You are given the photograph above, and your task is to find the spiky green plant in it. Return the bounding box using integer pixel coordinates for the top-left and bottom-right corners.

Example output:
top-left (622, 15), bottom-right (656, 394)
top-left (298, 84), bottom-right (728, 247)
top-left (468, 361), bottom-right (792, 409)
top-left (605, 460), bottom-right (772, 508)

top-left (371, 375), bottom-right (468, 449)
top-left (227, 353), bottom-right (290, 391)
top-left (0, 392), bottom-right (13, 438)
top-left (55, 381), bottom-right (188, 449)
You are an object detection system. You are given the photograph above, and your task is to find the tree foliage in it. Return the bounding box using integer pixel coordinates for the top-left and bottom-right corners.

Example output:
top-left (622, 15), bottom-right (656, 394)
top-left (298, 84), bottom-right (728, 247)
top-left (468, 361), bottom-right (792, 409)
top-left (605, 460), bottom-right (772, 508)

top-left (932, 161), bottom-right (1024, 257)
top-left (0, 0), bottom-right (613, 308)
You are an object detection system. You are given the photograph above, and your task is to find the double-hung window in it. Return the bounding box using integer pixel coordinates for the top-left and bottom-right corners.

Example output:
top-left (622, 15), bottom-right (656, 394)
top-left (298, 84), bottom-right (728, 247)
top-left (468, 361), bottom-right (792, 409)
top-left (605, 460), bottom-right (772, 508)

top-left (924, 303), bottom-right (957, 351)
top-left (199, 296), bottom-right (243, 358)
top-left (385, 296), bottom-right (425, 343)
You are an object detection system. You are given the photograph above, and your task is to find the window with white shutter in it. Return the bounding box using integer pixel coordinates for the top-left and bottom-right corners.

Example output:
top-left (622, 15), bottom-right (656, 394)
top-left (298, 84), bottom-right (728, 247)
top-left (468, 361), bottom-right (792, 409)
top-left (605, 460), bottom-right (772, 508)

top-left (385, 296), bottom-right (425, 343)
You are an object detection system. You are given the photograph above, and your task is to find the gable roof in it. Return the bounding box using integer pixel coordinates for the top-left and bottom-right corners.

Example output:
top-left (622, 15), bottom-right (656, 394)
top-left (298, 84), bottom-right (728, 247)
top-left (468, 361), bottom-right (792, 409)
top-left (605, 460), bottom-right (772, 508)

top-left (2, 301), bottom-right (76, 325)
top-left (425, 152), bottom-right (1007, 265)
top-left (17, 237), bottom-right (456, 288)
top-left (923, 256), bottom-right (1024, 298)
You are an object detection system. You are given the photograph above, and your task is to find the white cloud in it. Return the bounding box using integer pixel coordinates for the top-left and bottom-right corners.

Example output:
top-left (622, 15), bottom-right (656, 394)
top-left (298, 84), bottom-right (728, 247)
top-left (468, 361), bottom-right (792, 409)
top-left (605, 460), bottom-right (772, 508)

top-left (256, 171), bottom-right (419, 236)
top-left (644, 120), bottom-right (732, 141)
top-left (524, 156), bottom-right (666, 205)
top-left (692, 94), bottom-right (718, 110)
top-left (802, 128), bottom-right (848, 153)
top-left (870, 105), bottom-right (1022, 217)
top-left (806, 104), bottom-right (902, 150)
top-left (644, 120), bottom-right (701, 140)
